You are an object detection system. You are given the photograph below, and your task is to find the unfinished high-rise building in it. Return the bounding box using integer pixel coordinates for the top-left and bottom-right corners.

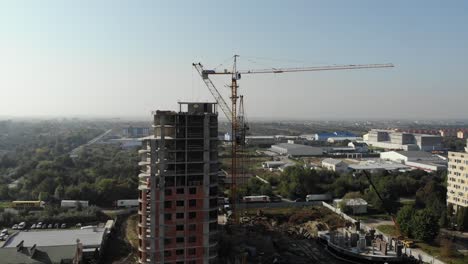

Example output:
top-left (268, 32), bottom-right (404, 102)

top-left (138, 102), bottom-right (218, 264)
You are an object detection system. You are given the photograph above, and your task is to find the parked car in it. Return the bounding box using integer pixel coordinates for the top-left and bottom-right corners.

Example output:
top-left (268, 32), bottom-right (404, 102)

top-left (60, 223), bottom-right (66, 229)
top-left (42, 224), bottom-right (47, 229)
top-left (54, 223), bottom-right (59, 229)
top-left (18, 222), bottom-right (26, 230)
top-left (12, 224), bottom-right (18, 230)
top-left (36, 223), bottom-right (42, 229)
top-left (48, 224), bottom-right (53, 229)
top-left (31, 224), bottom-right (36, 229)
top-left (0, 235), bottom-right (5, 241)
top-left (1, 229), bottom-right (8, 235)
top-left (76, 223), bottom-right (82, 228)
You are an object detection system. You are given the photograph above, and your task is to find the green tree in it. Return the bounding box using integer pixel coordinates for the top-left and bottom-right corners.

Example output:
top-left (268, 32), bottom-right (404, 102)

top-left (415, 180), bottom-right (446, 218)
top-left (397, 204), bottom-right (416, 237)
top-left (38, 192), bottom-right (50, 201)
top-left (412, 209), bottom-right (439, 242)
top-left (0, 185), bottom-right (10, 200)
top-left (54, 185), bottom-right (65, 200)
top-left (456, 207), bottom-right (468, 231)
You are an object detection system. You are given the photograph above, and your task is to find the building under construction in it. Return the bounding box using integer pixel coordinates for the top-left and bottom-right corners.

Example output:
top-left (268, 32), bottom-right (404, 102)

top-left (138, 102), bottom-right (219, 264)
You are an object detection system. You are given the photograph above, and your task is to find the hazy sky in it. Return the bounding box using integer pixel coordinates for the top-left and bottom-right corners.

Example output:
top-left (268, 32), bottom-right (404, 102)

top-left (1, 0), bottom-right (467, 120)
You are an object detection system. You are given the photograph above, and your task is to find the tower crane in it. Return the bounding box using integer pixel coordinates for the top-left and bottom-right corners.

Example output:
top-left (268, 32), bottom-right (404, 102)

top-left (193, 56), bottom-right (394, 223)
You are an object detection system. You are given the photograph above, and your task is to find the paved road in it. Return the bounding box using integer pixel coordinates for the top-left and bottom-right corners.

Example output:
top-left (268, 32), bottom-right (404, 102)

top-left (70, 129), bottom-right (113, 157)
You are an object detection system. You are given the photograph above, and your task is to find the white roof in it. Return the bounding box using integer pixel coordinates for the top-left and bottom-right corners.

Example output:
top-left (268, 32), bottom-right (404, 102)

top-left (322, 158), bottom-right (344, 166)
top-left (4, 228), bottom-right (107, 248)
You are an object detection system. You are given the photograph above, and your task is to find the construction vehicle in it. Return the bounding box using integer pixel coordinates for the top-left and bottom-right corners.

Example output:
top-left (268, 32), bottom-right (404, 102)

top-left (354, 170), bottom-right (414, 248)
top-left (193, 56), bottom-right (394, 223)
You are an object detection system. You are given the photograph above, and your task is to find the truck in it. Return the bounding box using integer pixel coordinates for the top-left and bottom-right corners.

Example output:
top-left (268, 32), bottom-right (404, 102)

top-left (116, 199), bottom-right (139, 208)
top-left (242, 195), bottom-right (270, 203)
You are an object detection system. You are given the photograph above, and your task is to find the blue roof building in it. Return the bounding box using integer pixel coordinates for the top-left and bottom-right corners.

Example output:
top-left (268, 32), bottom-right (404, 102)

top-left (314, 131), bottom-right (357, 141)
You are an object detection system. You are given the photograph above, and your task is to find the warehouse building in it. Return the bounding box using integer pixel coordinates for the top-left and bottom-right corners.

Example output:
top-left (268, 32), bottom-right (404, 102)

top-left (348, 159), bottom-right (409, 173)
top-left (380, 151), bottom-right (447, 172)
top-left (313, 131), bottom-right (358, 141)
top-left (2, 226), bottom-right (110, 263)
top-left (270, 143), bottom-right (323, 157)
top-left (321, 158), bottom-right (349, 173)
top-left (245, 135), bottom-right (276, 146)
top-left (0, 243), bottom-right (79, 264)
top-left (364, 129), bottom-right (442, 151)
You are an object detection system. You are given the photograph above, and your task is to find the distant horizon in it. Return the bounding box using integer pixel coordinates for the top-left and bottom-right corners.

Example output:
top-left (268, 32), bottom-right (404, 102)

top-left (1, 114), bottom-right (468, 124)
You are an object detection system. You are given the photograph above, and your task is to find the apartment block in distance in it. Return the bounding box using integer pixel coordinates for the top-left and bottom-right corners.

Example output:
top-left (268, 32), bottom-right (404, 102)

top-left (447, 140), bottom-right (468, 211)
top-left (138, 102), bottom-right (218, 264)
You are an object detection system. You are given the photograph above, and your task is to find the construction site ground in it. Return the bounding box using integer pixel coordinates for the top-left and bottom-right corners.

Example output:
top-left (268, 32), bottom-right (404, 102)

top-left (218, 206), bottom-right (350, 264)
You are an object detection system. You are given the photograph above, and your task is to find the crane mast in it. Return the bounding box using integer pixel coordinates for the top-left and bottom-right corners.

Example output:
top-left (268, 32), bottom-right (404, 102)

top-left (193, 56), bottom-right (394, 224)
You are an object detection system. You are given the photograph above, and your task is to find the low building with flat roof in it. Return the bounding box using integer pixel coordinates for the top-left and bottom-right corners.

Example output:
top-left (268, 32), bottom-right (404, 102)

top-left (321, 158), bottom-right (349, 174)
top-left (4, 228), bottom-right (107, 248)
top-left (245, 135), bottom-right (276, 146)
top-left (3, 227), bottom-right (109, 261)
top-left (348, 159), bottom-right (409, 173)
top-left (0, 245), bottom-right (81, 264)
top-left (270, 143), bottom-right (323, 157)
top-left (262, 161), bottom-right (287, 169)
top-left (380, 151), bottom-right (447, 172)
top-left (0, 244), bottom-right (79, 264)
top-left (333, 198), bottom-right (368, 214)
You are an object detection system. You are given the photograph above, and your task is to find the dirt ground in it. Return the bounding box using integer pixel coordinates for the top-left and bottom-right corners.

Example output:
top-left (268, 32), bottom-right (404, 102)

top-left (218, 206), bottom-right (350, 264)
top-left (101, 214), bottom-right (138, 264)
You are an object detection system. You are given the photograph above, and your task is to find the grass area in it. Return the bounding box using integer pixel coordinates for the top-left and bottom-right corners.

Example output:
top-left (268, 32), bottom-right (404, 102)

top-left (376, 224), bottom-right (468, 264)
top-left (398, 200), bottom-right (416, 207)
top-left (416, 242), bottom-right (468, 264)
top-left (354, 212), bottom-right (391, 221)
top-left (125, 214), bottom-right (139, 250)
top-left (0, 201), bottom-right (11, 208)
top-left (376, 224), bottom-right (400, 237)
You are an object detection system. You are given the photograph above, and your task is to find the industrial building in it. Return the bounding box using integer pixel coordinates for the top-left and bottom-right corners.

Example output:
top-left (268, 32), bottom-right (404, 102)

top-left (262, 161), bottom-right (287, 169)
top-left (138, 102), bottom-right (218, 264)
top-left (348, 159), bottom-right (409, 173)
top-left (270, 143), bottom-right (323, 157)
top-left (447, 140), bottom-right (468, 211)
top-left (321, 158), bottom-right (349, 174)
top-left (245, 135), bottom-right (301, 147)
top-left (333, 198), bottom-right (368, 214)
top-left (380, 151), bottom-right (447, 172)
top-left (1, 227), bottom-right (110, 263)
top-left (0, 244), bottom-right (79, 264)
top-left (364, 129), bottom-right (442, 151)
top-left (313, 131), bottom-right (359, 142)
top-left (245, 135), bottom-right (276, 146)
top-left (347, 142), bottom-right (369, 153)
